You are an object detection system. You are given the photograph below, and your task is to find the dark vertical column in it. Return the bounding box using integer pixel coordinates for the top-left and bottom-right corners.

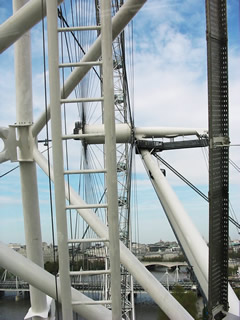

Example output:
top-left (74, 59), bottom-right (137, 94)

top-left (206, 0), bottom-right (229, 318)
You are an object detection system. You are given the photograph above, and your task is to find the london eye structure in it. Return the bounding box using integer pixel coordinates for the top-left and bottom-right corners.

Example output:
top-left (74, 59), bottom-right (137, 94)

top-left (0, 1), bottom-right (239, 320)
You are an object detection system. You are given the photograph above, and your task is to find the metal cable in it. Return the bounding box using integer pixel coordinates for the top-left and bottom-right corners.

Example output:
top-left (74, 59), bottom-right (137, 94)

top-left (154, 153), bottom-right (209, 202)
top-left (153, 152), bottom-right (240, 230)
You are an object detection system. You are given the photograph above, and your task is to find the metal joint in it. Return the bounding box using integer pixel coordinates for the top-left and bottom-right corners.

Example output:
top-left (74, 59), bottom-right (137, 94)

top-left (0, 126), bottom-right (17, 163)
top-left (210, 136), bottom-right (230, 148)
top-left (0, 124), bottom-right (35, 163)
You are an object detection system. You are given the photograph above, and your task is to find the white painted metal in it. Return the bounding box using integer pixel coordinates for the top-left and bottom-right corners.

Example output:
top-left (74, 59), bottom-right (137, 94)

top-left (64, 169), bottom-right (107, 174)
top-left (72, 300), bottom-right (112, 305)
top-left (34, 144), bottom-right (240, 318)
top-left (46, 1), bottom-right (73, 319)
top-left (0, 242), bottom-right (113, 320)
top-left (31, 0), bottom-right (147, 137)
top-left (82, 123), bottom-right (208, 144)
top-left (59, 61), bottom-right (103, 67)
top-left (58, 26), bottom-right (101, 31)
top-left (68, 238), bottom-right (109, 243)
top-left (13, 1), bottom-right (47, 319)
top-left (140, 149), bottom-right (240, 317)
top-left (70, 270), bottom-right (111, 276)
top-left (0, 0), bottom-right (63, 53)
top-left (62, 133), bottom-right (105, 140)
top-left (33, 146), bottom-right (194, 320)
top-left (140, 149), bottom-right (209, 296)
top-left (60, 97), bottom-right (103, 103)
top-left (0, 126), bottom-right (17, 163)
top-left (66, 204), bottom-right (108, 209)
top-left (100, 1), bottom-right (122, 318)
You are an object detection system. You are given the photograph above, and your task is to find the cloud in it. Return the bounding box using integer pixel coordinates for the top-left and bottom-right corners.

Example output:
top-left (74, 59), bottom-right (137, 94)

top-left (0, 195), bottom-right (21, 205)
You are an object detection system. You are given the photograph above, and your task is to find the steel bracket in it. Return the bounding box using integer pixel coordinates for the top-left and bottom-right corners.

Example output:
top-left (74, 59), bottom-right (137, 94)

top-left (210, 136), bottom-right (230, 148)
top-left (0, 124), bottom-right (35, 163)
top-left (0, 126), bottom-right (17, 163)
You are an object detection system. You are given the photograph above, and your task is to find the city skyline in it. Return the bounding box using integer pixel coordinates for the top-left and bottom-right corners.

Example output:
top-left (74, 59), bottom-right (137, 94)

top-left (0, 0), bottom-right (239, 246)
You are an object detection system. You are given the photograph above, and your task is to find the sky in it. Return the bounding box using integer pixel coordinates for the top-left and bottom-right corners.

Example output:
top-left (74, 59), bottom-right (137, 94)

top-left (0, 0), bottom-right (240, 246)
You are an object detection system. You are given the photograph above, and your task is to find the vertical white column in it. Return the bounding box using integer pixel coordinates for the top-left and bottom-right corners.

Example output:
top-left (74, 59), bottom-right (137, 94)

top-left (13, 0), bottom-right (47, 319)
top-left (46, 1), bottom-right (73, 319)
top-left (100, 0), bottom-right (122, 319)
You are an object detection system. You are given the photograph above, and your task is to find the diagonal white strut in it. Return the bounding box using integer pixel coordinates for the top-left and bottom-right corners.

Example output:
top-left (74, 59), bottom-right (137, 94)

top-left (140, 149), bottom-right (240, 317)
top-left (0, 242), bottom-right (113, 320)
top-left (33, 146), bottom-right (194, 320)
top-left (0, 0), bottom-right (63, 53)
top-left (31, 0), bottom-right (147, 137)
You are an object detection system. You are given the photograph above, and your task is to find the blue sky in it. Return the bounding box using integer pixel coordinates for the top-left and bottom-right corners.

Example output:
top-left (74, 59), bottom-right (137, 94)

top-left (0, 0), bottom-right (240, 245)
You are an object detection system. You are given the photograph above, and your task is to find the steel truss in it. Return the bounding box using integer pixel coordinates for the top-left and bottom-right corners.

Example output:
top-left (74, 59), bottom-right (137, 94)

top-left (0, 1), bottom-right (239, 320)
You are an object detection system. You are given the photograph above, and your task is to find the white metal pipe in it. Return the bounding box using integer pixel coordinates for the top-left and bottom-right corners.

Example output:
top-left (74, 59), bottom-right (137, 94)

top-left (33, 146), bottom-right (193, 320)
top-left (46, 1), bottom-right (73, 319)
top-left (100, 0), bottom-right (122, 318)
top-left (140, 150), bottom-right (209, 296)
top-left (0, 242), bottom-right (113, 320)
top-left (0, 0), bottom-right (63, 53)
top-left (135, 127), bottom-right (208, 138)
top-left (82, 124), bottom-right (208, 144)
top-left (13, 0), bottom-right (47, 318)
top-left (31, 0), bottom-right (147, 137)
top-left (140, 149), bottom-right (240, 316)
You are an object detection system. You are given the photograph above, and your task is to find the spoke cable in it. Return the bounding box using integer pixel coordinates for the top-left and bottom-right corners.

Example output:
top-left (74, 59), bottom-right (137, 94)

top-left (153, 152), bottom-right (240, 231)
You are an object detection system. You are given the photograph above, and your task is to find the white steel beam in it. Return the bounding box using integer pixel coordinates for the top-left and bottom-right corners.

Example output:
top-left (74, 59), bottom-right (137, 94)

top-left (0, 242), bottom-right (113, 320)
top-left (100, 0), bottom-right (122, 318)
top-left (0, 0), bottom-right (63, 53)
top-left (13, 1), bottom-right (47, 319)
top-left (33, 146), bottom-right (193, 320)
top-left (46, 1), bottom-right (73, 319)
top-left (141, 150), bottom-right (209, 295)
top-left (31, 0), bottom-right (147, 137)
top-left (140, 149), bottom-right (239, 317)
top-left (82, 123), bottom-right (208, 144)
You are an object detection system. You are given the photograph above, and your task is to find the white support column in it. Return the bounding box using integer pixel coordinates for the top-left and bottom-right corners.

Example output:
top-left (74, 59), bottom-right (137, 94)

top-left (13, 0), bottom-right (47, 319)
top-left (140, 149), bottom-right (240, 317)
top-left (46, 1), bottom-right (73, 319)
top-left (100, 0), bottom-right (122, 319)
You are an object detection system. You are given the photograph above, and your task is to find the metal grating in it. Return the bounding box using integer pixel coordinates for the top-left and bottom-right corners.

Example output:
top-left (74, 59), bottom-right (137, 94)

top-left (206, 0), bottom-right (229, 318)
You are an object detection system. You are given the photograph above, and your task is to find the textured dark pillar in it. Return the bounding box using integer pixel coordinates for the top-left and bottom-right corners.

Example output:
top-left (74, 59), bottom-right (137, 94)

top-left (206, 0), bottom-right (229, 318)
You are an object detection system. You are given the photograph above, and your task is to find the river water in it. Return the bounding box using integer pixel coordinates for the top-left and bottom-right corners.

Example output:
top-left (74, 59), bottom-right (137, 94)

top-left (0, 267), bottom-right (192, 320)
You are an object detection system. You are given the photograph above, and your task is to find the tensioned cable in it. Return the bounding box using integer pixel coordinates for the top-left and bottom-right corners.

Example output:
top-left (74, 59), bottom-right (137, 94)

top-left (229, 158), bottom-right (240, 173)
top-left (41, 1), bottom-right (60, 317)
top-left (154, 153), bottom-right (209, 202)
top-left (153, 152), bottom-right (240, 230)
top-left (59, 7), bottom-right (74, 254)
top-left (57, 7), bottom-right (102, 82)
top-left (0, 165), bottom-right (19, 178)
